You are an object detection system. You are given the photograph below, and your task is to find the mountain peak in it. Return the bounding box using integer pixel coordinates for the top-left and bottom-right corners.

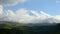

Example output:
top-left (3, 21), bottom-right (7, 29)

top-left (40, 11), bottom-right (52, 17)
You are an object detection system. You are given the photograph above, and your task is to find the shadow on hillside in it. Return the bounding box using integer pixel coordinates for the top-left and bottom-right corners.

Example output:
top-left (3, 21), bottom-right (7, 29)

top-left (0, 23), bottom-right (60, 34)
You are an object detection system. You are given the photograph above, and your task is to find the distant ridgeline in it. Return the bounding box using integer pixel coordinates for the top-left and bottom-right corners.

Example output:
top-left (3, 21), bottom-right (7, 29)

top-left (0, 21), bottom-right (60, 34)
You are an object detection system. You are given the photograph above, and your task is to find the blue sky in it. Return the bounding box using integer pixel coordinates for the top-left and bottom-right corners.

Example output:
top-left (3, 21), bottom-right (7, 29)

top-left (4, 0), bottom-right (60, 15)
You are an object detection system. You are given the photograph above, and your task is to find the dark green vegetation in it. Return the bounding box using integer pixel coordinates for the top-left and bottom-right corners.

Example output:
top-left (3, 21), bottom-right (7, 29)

top-left (0, 21), bottom-right (60, 34)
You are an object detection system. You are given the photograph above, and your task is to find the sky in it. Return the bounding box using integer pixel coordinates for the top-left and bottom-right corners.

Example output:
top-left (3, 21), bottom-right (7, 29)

top-left (4, 0), bottom-right (60, 15)
top-left (0, 0), bottom-right (60, 23)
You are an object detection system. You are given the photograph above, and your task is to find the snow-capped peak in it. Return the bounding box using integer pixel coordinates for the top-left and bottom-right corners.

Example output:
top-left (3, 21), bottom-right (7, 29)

top-left (40, 11), bottom-right (52, 17)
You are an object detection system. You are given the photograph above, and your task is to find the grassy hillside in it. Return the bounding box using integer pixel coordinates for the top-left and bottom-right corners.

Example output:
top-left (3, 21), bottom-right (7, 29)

top-left (0, 21), bottom-right (60, 34)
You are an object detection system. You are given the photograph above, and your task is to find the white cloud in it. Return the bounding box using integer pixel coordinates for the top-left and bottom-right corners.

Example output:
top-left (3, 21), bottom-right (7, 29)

top-left (56, 1), bottom-right (60, 3)
top-left (0, 5), bottom-right (3, 14)
top-left (0, 0), bottom-right (27, 6)
top-left (0, 6), bottom-right (60, 23)
top-left (54, 15), bottom-right (60, 21)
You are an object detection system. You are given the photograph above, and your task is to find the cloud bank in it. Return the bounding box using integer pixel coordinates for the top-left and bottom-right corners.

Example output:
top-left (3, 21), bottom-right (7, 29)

top-left (0, 0), bottom-right (26, 6)
top-left (0, 6), bottom-right (60, 23)
top-left (0, 0), bottom-right (60, 24)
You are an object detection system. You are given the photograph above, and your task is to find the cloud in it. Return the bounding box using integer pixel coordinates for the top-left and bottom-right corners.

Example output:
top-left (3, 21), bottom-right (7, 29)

top-left (0, 5), bottom-right (3, 14)
top-left (0, 6), bottom-right (60, 23)
top-left (0, 0), bottom-right (27, 6)
top-left (54, 15), bottom-right (60, 21)
top-left (56, 1), bottom-right (60, 3)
